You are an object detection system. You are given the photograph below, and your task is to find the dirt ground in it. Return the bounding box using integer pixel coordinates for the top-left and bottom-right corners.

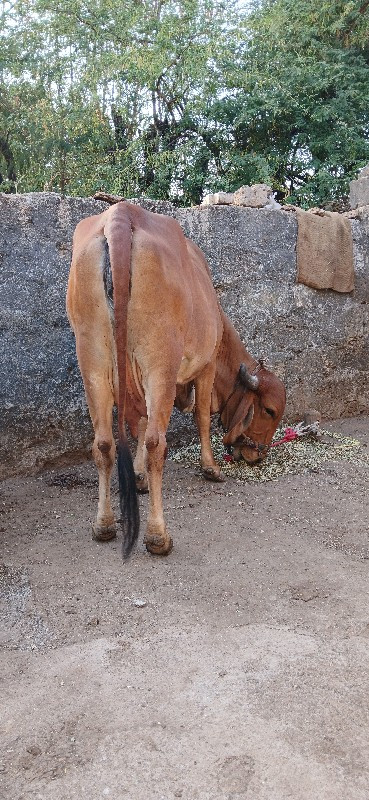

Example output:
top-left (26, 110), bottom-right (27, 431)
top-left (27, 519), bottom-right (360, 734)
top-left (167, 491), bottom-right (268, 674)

top-left (1, 416), bottom-right (369, 800)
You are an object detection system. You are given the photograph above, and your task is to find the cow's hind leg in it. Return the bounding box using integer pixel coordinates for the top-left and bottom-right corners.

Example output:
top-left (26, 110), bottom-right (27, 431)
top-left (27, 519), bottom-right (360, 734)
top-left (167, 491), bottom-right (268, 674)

top-left (68, 237), bottom-right (119, 542)
top-left (74, 339), bottom-right (117, 541)
top-left (143, 385), bottom-right (175, 556)
top-left (133, 416), bottom-right (149, 493)
top-left (89, 380), bottom-right (117, 541)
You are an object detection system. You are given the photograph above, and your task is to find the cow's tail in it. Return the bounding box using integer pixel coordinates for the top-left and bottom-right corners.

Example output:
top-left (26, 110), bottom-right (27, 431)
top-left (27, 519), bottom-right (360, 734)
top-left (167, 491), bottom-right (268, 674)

top-left (104, 204), bottom-right (139, 559)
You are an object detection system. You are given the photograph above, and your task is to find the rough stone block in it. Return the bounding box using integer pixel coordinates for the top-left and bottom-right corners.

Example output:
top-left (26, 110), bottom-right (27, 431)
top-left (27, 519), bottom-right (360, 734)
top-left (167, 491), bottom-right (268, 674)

top-left (349, 175), bottom-right (369, 209)
top-left (233, 184), bottom-right (274, 208)
top-left (201, 192), bottom-right (234, 206)
top-left (358, 165), bottom-right (369, 179)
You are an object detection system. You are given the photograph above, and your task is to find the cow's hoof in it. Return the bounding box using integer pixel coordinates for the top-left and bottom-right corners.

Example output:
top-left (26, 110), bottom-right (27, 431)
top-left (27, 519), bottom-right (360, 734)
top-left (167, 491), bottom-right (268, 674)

top-left (144, 532), bottom-right (173, 556)
top-left (202, 467), bottom-right (226, 483)
top-left (92, 522), bottom-right (117, 542)
top-left (135, 473), bottom-right (149, 493)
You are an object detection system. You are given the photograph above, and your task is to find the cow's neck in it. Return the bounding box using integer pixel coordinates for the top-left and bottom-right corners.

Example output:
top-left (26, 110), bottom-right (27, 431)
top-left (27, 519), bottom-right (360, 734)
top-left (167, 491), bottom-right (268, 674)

top-left (211, 310), bottom-right (256, 414)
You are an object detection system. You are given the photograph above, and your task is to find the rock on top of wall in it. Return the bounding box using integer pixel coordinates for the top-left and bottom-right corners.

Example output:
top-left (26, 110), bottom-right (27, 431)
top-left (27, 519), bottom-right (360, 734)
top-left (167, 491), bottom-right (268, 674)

top-left (350, 164), bottom-right (369, 209)
top-left (201, 184), bottom-right (279, 209)
top-left (233, 184), bottom-right (274, 208)
top-left (201, 192), bottom-right (234, 206)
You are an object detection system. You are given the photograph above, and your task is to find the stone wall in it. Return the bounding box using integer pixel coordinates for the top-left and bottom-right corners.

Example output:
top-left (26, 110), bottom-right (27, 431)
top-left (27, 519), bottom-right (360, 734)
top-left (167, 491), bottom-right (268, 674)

top-left (0, 192), bottom-right (368, 477)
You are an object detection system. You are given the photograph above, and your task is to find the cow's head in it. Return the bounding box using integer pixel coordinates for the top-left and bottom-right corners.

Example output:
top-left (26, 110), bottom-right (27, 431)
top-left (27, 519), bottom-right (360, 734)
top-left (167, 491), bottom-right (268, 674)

top-left (221, 362), bottom-right (286, 464)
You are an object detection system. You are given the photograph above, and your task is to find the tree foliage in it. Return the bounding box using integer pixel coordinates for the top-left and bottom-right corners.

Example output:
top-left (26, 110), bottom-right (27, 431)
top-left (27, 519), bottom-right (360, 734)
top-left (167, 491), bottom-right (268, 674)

top-left (1, 0), bottom-right (369, 206)
top-left (231, 0), bottom-right (369, 206)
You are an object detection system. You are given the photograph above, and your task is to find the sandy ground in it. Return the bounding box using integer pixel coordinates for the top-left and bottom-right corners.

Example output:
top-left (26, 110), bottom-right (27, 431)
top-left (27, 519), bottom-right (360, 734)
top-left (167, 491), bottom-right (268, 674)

top-left (1, 416), bottom-right (369, 800)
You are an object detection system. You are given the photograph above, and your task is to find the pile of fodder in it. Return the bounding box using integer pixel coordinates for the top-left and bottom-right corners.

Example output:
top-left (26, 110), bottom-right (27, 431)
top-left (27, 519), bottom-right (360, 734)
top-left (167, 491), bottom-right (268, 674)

top-left (170, 429), bottom-right (369, 482)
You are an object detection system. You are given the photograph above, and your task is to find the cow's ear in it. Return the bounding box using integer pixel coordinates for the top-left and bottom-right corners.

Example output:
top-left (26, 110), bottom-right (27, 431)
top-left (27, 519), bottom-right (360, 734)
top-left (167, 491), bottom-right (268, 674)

top-left (223, 395), bottom-right (254, 446)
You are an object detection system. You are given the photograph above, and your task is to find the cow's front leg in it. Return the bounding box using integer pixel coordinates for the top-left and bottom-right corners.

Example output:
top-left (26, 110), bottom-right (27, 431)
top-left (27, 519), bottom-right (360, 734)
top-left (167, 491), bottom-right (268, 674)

top-left (143, 431), bottom-right (173, 555)
top-left (194, 362), bottom-right (225, 482)
top-left (133, 416), bottom-right (149, 493)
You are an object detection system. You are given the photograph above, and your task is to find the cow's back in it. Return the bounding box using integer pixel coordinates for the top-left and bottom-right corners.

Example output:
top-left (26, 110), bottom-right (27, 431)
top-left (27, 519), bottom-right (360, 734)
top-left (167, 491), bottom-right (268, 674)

top-left (126, 206), bottom-right (222, 384)
top-left (69, 201), bottom-right (223, 391)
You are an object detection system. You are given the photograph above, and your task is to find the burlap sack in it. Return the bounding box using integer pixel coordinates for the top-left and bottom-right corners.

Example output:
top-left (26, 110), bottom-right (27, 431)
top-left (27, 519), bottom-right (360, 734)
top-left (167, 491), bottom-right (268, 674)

top-left (296, 209), bottom-right (354, 292)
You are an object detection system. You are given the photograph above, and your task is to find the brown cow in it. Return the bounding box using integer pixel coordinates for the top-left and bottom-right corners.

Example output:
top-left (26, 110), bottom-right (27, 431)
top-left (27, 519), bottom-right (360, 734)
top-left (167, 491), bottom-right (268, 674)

top-left (66, 201), bottom-right (285, 557)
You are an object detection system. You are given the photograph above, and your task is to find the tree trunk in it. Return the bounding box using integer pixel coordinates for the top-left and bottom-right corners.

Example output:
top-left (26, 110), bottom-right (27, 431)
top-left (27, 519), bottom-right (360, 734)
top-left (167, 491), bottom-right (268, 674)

top-left (0, 135), bottom-right (17, 191)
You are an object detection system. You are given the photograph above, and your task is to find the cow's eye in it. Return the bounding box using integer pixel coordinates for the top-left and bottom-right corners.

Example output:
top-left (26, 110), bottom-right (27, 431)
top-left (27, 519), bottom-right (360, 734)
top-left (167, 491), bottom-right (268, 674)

top-left (265, 407), bottom-right (275, 418)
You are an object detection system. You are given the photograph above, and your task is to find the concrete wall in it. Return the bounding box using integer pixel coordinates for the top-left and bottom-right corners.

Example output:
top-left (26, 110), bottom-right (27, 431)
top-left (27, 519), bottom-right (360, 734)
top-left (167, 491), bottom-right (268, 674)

top-left (1, 192), bottom-right (368, 477)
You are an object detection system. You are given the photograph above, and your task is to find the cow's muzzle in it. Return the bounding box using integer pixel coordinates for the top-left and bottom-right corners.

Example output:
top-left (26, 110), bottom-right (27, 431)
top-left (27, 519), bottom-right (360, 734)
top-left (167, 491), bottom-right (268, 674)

top-left (230, 435), bottom-right (269, 464)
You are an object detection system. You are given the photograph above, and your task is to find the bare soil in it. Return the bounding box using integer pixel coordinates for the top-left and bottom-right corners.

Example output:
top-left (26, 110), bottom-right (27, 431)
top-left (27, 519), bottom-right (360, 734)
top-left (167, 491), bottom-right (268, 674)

top-left (1, 416), bottom-right (369, 800)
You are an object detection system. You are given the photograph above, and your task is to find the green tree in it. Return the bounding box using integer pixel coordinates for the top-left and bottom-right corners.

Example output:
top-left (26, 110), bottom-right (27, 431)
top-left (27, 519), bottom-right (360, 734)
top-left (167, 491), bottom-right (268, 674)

top-left (1, 0), bottom-right (369, 206)
top-left (1, 0), bottom-right (240, 200)
top-left (221, 0), bottom-right (369, 206)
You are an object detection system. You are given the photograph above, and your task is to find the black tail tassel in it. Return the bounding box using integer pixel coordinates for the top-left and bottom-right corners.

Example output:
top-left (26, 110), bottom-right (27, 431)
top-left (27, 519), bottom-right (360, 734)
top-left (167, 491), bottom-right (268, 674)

top-left (117, 438), bottom-right (140, 559)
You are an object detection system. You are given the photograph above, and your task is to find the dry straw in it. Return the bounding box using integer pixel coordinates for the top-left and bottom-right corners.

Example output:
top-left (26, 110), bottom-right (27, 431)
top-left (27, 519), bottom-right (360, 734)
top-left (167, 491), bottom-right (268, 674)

top-left (171, 429), bottom-right (369, 482)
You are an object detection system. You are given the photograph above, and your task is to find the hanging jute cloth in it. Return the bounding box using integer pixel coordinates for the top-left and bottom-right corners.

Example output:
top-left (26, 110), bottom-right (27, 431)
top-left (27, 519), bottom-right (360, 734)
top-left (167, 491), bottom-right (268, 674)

top-left (296, 209), bottom-right (354, 292)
